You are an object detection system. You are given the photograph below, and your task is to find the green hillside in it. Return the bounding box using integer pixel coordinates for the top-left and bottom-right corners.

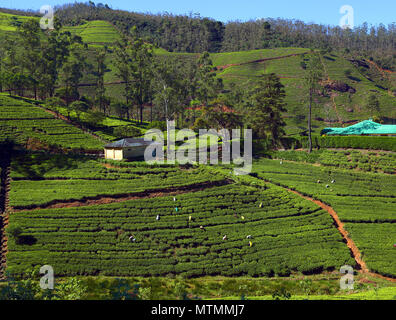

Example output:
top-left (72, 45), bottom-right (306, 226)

top-left (0, 10), bottom-right (394, 137)
top-left (212, 50), bottom-right (395, 135)
top-left (62, 20), bottom-right (121, 45)
top-left (0, 94), bottom-right (103, 151)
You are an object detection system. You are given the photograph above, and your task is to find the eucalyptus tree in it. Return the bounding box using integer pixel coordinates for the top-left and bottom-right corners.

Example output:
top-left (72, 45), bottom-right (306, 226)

top-left (303, 53), bottom-right (324, 153)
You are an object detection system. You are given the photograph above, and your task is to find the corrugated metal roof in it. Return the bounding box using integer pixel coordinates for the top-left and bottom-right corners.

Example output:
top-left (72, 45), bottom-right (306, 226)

top-left (321, 120), bottom-right (396, 135)
top-left (104, 138), bottom-right (162, 148)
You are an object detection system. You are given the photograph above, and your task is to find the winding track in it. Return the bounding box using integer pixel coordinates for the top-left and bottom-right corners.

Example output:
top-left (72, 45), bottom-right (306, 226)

top-left (258, 178), bottom-right (396, 283)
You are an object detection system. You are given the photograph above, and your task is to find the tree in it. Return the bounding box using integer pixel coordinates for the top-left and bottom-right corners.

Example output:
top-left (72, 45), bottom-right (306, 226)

top-left (113, 126), bottom-right (142, 139)
top-left (303, 53), bottom-right (324, 153)
top-left (94, 47), bottom-right (108, 114)
top-left (39, 17), bottom-right (75, 98)
top-left (85, 111), bottom-right (105, 127)
top-left (55, 278), bottom-right (88, 300)
top-left (196, 52), bottom-right (221, 106)
top-left (60, 42), bottom-right (88, 105)
top-left (152, 58), bottom-right (184, 150)
top-left (44, 97), bottom-right (66, 115)
top-left (198, 98), bottom-right (243, 131)
top-left (114, 28), bottom-right (154, 123)
top-left (245, 73), bottom-right (287, 145)
top-left (17, 19), bottom-right (41, 99)
top-left (262, 21), bottom-right (273, 48)
top-left (111, 101), bottom-right (129, 119)
top-left (70, 101), bottom-right (89, 121)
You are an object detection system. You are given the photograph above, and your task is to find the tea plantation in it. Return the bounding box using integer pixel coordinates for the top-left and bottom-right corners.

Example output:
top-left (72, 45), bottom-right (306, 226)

top-left (253, 158), bottom-right (396, 278)
top-left (7, 182), bottom-right (354, 277)
top-left (0, 94), bottom-right (103, 151)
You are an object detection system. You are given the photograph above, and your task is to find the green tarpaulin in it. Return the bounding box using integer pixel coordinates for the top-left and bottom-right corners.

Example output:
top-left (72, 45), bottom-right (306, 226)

top-left (321, 120), bottom-right (396, 136)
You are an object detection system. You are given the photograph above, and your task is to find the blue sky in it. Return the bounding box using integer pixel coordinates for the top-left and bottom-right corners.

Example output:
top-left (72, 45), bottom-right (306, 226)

top-left (4, 0), bottom-right (395, 26)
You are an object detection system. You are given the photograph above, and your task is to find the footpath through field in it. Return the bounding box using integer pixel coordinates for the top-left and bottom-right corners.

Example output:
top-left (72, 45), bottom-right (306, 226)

top-left (12, 179), bottom-right (231, 212)
top-left (261, 179), bottom-right (396, 283)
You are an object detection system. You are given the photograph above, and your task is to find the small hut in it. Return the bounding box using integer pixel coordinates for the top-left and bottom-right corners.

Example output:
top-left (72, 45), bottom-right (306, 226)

top-left (104, 138), bottom-right (161, 160)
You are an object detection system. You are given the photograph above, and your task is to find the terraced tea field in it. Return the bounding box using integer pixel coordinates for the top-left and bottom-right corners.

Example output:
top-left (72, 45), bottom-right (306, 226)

top-left (252, 158), bottom-right (396, 278)
top-left (7, 164), bottom-right (353, 277)
top-left (9, 153), bottom-right (227, 209)
top-left (271, 149), bottom-right (396, 174)
top-left (62, 20), bottom-right (121, 45)
top-left (0, 95), bottom-right (103, 151)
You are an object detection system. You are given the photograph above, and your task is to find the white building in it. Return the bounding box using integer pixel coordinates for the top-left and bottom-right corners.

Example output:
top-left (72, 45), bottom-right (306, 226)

top-left (104, 138), bottom-right (160, 160)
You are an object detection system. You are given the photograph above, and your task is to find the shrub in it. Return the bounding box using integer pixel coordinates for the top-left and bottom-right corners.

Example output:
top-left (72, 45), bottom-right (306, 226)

top-left (147, 121), bottom-right (167, 132)
top-left (7, 224), bottom-right (23, 240)
top-left (113, 126), bottom-right (142, 139)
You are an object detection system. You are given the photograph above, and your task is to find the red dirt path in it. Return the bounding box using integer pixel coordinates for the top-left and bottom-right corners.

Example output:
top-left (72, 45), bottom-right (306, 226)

top-left (286, 188), bottom-right (396, 283)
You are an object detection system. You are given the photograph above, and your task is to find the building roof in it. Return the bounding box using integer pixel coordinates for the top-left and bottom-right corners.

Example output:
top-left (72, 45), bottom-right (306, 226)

top-left (104, 138), bottom-right (162, 148)
top-left (321, 120), bottom-right (396, 136)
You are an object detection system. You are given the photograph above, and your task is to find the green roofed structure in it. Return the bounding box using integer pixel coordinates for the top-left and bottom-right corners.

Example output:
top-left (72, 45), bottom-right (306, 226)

top-left (321, 120), bottom-right (396, 136)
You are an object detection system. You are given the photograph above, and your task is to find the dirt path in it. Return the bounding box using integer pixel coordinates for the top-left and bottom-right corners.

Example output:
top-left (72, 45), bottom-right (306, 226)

top-left (12, 179), bottom-right (231, 212)
top-left (0, 155), bottom-right (11, 280)
top-left (251, 174), bottom-right (396, 282)
top-left (287, 189), bottom-right (368, 272)
top-left (216, 52), bottom-right (308, 72)
top-left (365, 59), bottom-right (395, 80)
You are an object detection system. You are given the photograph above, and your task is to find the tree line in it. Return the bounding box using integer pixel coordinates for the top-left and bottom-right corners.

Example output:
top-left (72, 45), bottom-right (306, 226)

top-left (47, 2), bottom-right (396, 70)
top-left (0, 16), bottom-right (296, 147)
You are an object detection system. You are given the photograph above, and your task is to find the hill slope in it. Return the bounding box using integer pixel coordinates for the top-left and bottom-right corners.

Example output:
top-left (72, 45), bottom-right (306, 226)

top-left (0, 94), bottom-right (103, 151)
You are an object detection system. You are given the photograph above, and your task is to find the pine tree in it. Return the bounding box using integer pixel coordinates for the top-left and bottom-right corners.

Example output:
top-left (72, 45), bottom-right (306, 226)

top-left (245, 73), bottom-right (287, 145)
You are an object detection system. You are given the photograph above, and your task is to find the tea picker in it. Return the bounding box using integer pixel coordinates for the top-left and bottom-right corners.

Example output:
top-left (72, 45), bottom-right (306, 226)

top-left (156, 215), bottom-right (160, 221)
top-left (223, 235), bottom-right (227, 241)
top-left (129, 235), bottom-right (136, 242)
